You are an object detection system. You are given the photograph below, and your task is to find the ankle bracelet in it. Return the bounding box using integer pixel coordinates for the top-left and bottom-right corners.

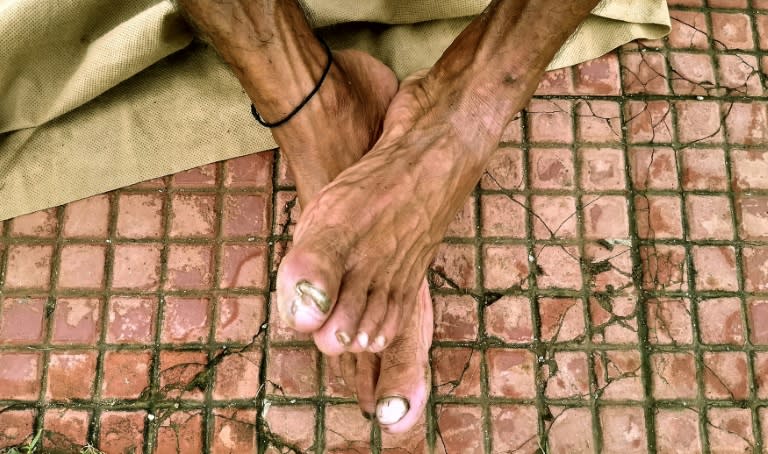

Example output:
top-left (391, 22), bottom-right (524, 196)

top-left (250, 37), bottom-right (333, 128)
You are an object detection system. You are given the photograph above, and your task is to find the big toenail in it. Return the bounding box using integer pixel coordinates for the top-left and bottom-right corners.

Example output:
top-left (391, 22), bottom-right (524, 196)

top-left (295, 280), bottom-right (331, 313)
top-left (374, 335), bottom-right (386, 348)
top-left (336, 331), bottom-right (351, 346)
top-left (357, 332), bottom-right (369, 348)
top-left (376, 397), bottom-right (409, 425)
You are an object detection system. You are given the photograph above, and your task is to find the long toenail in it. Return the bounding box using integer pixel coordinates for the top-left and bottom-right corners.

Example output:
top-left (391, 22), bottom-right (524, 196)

top-left (376, 397), bottom-right (409, 425)
top-left (357, 332), bottom-right (369, 348)
top-left (374, 335), bottom-right (386, 349)
top-left (336, 331), bottom-right (351, 346)
top-left (295, 280), bottom-right (331, 313)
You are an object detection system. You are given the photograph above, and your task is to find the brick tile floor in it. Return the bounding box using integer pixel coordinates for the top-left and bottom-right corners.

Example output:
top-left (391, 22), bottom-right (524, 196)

top-left (2, 5), bottom-right (768, 452)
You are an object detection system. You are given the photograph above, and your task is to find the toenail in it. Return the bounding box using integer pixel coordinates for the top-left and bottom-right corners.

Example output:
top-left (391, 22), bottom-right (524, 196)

top-left (336, 331), bottom-right (351, 346)
top-left (376, 396), bottom-right (409, 425)
top-left (357, 332), bottom-right (369, 348)
top-left (295, 280), bottom-right (331, 313)
top-left (374, 335), bottom-right (386, 349)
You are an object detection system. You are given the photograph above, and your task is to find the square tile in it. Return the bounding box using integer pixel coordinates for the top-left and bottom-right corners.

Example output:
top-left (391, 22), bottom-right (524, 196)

top-left (529, 147), bottom-right (574, 190)
top-left (593, 350), bottom-right (643, 400)
top-left (756, 353), bottom-right (768, 398)
top-left (5, 245), bottom-right (53, 289)
top-left (481, 194), bottom-right (526, 238)
top-left (707, 408), bottom-right (754, 453)
top-left (527, 99), bottom-right (573, 143)
top-left (10, 208), bottom-right (57, 238)
top-left (213, 350), bottom-right (262, 399)
top-left (668, 10), bottom-right (709, 49)
top-left (543, 351), bottom-right (590, 399)
top-left (573, 52), bottom-right (621, 95)
top-left (169, 193), bottom-right (216, 238)
top-left (654, 409), bottom-right (702, 454)
top-left (669, 52), bottom-right (716, 95)
top-left (703, 352), bottom-right (749, 399)
top-left (711, 13), bottom-right (754, 50)
top-left (490, 406), bottom-right (539, 453)
top-left (99, 411), bottom-right (146, 454)
top-left (266, 347), bottom-right (318, 397)
top-left (222, 194), bottom-right (270, 238)
top-left (171, 163), bottom-right (217, 187)
top-left (692, 246), bottom-right (738, 291)
top-left (101, 351), bottom-right (151, 399)
top-left (621, 51), bottom-right (669, 94)
top-left (718, 54), bottom-right (763, 96)
top-left (600, 407), bottom-right (647, 452)
top-left (582, 195), bottom-right (629, 239)
top-left (112, 244), bottom-right (162, 290)
top-left (640, 245), bottom-right (688, 291)
top-left (579, 147), bottom-right (626, 191)
top-left (531, 195), bottom-right (577, 239)
top-left (635, 195), bottom-right (683, 239)
top-left (219, 243), bottom-right (268, 289)
top-left (481, 147), bottom-right (525, 190)
top-left (686, 195), bottom-right (733, 240)
top-left (726, 102), bottom-right (768, 145)
top-left (675, 101), bottom-right (724, 144)
top-left (212, 409), bottom-right (257, 453)
top-left (159, 351), bottom-right (207, 400)
top-left (0, 410), bottom-right (36, 448)
top-left (538, 297), bottom-right (585, 342)
top-left (445, 195), bottom-right (476, 238)
top-left (52, 297), bottom-right (100, 344)
top-left (46, 351), bottom-right (98, 400)
top-left (155, 411), bottom-right (203, 453)
top-left (626, 100), bottom-right (673, 144)
top-left (583, 242), bottom-right (633, 291)
top-left (0, 352), bottom-right (41, 399)
top-left (165, 244), bottom-right (214, 290)
top-left (161, 297), bottom-right (210, 344)
top-left (737, 196), bottom-right (768, 240)
top-left (486, 348), bottom-right (535, 398)
top-left (748, 298), bottom-right (768, 344)
top-left (224, 151), bottom-right (273, 189)
top-left (680, 148), bottom-right (727, 190)
top-left (62, 195), bottom-right (110, 238)
top-left (535, 67), bottom-right (574, 95)
top-left (482, 244), bottom-right (529, 290)
top-left (215, 296), bottom-right (266, 343)
top-left (629, 147), bottom-right (678, 190)
top-left (0, 297), bottom-right (46, 344)
top-left (43, 409), bottom-right (90, 451)
top-left (434, 294), bottom-right (479, 342)
top-left (576, 100), bottom-right (622, 143)
top-left (116, 193), bottom-right (164, 239)
top-left (434, 407), bottom-right (484, 454)
top-left (484, 295), bottom-right (532, 343)
top-left (590, 294), bottom-right (639, 344)
top-left (106, 296), bottom-right (157, 344)
top-left (743, 247), bottom-right (768, 291)
top-left (57, 244), bottom-right (106, 289)
top-left (698, 297), bottom-right (744, 345)
top-left (651, 352), bottom-right (697, 399)
top-left (535, 245), bottom-right (582, 290)
top-left (324, 405), bottom-right (372, 452)
top-left (431, 243), bottom-right (476, 290)
top-left (546, 407), bottom-right (594, 452)
top-left (646, 298), bottom-right (693, 345)
top-left (432, 348), bottom-right (481, 397)
top-left (500, 115), bottom-right (523, 143)
top-left (263, 406), bottom-right (315, 452)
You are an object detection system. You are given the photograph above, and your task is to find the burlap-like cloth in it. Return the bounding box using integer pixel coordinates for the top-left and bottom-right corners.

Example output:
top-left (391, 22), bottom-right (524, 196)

top-left (0, 0), bottom-right (669, 220)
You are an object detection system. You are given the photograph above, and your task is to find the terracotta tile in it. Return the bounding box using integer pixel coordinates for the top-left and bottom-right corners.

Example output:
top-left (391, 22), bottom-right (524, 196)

top-left (640, 245), bottom-right (688, 291)
top-left (222, 193), bottom-right (270, 238)
top-left (718, 54), bottom-right (763, 96)
top-left (726, 102), bottom-right (768, 145)
top-left (600, 407), bottom-right (647, 453)
top-left (547, 407), bottom-right (594, 452)
top-left (0, 409), bottom-right (36, 448)
top-left (0, 352), bottom-right (41, 399)
top-left (116, 193), bottom-right (164, 239)
top-left (651, 352), bottom-right (697, 399)
top-left (432, 347), bottom-right (481, 397)
top-left (708, 0), bottom-right (747, 7)
top-left (542, 351), bottom-right (589, 399)
top-left (527, 99), bottom-right (573, 143)
top-left (681, 147), bottom-right (727, 190)
top-left (445, 195), bottom-right (475, 238)
top-left (535, 245), bottom-right (581, 290)
top-left (52, 297), bottom-right (100, 344)
top-left (621, 51), bottom-right (669, 94)
top-left (489, 406), bottom-right (539, 453)
top-left (629, 147), bottom-right (678, 190)
top-left (431, 243), bottom-right (476, 290)
top-left (668, 11), bottom-right (709, 49)
top-left (211, 409), bottom-right (257, 454)
top-left (169, 193), bottom-right (216, 238)
top-left (538, 297), bottom-right (585, 342)
top-left (583, 242), bottom-right (633, 291)
top-left (106, 296), bottom-right (157, 343)
top-left (646, 298), bottom-right (693, 345)
top-left (42, 409), bottom-right (90, 451)
top-left (500, 115), bottom-right (523, 143)
top-left (484, 295), bottom-right (532, 343)
top-left (743, 247), bottom-right (768, 291)
top-left (593, 350), bottom-right (643, 400)
top-left (655, 409), bottom-right (702, 454)
top-left (46, 351), bottom-right (97, 400)
top-left (0, 297), bottom-right (46, 344)
top-left (263, 406), bottom-right (315, 453)
top-left (267, 292), bottom-right (311, 343)
top-left (224, 151), bottom-right (273, 189)
top-left (579, 147), bottom-right (626, 190)
top-left (635, 195), bottom-right (683, 239)
top-left (583, 195), bottom-right (629, 240)
top-left (748, 298), bottom-right (768, 344)
top-left (573, 52), bottom-right (621, 95)
top-left (213, 350), bottom-right (262, 399)
top-left (159, 351), bottom-right (207, 400)
top-left (273, 190), bottom-right (299, 236)
top-left (128, 177), bottom-right (165, 189)
top-left (434, 405), bottom-right (483, 453)
top-left (481, 194), bottom-right (526, 238)
top-left (434, 294), bottom-right (479, 342)
top-left (111, 243), bottom-right (162, 290)
top-left (486, 348), bottom-right (535, 398)
top-left (381, 419), bottom-right (428, 453)
top-left (99, 411), bottom-right (146, 454)
top-left (675, 101), bottom-right (724, 144)
top-left (529, 147), bottom-right (574, 190)
top-left (531, 195), bottom-right (577, 239)
top-left (62, 195), bottom-right (110, 238)
top-left (165, 244), bottom-right (213, 290)
top-left (324, 404), bottom-right (372, 453)
top-left (576, 100), bottom-right (622, 143)
top-left (707, 408), bottom-right (754, 453)
top-left (10, 208), bottom-right (57, 237)
top-left (101, 350), bottom-right (151, 399)
top-left (481, 147), bottom-right (525, 190)
top-left (535, 66), bottom-right (574, 95)
top-left (322, 355), bottom-right (354, 399)
top-left (5, 244), bottom-right (53, 289)
top-left (756, 352), bottom-right (768, 398)
top-left (626, 100), bottom-right (673, 144)
top-left (171, 163), bottom-right (217, 187)
top-left (154, 411), bottom-right (203, 453)
top-left (266, 347), bottom-right (318, 397)
top-left (737, 196), bottom-right (768, 239)
top-left (669, 52), bottom-right (716, 95)
top-left (759, 14), bottom-right (768, 50)
top-left (703, 352), bottom-right (749, 399)
top-left (590, 294), bottom-right (639, 344)
top-left (161, 297), bottom-right (210, 344)
top-left (692, 246), bottom-right (738, 291)
top-left (711, 13), bottom-right (754, 50)
top-left (216, 296), bottom-right (266, 343)
top-left (686, 195), bottom-right (733, 240)
top-left (219, 243), bottom-right (268, 289)
top-left (57, 244), bottom-right (106, 289)
top-left (698, 297), bottom-right (744, 345)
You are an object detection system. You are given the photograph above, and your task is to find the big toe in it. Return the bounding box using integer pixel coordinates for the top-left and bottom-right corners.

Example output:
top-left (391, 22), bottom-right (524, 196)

top-left (276, 241), bottom-right (348, 332)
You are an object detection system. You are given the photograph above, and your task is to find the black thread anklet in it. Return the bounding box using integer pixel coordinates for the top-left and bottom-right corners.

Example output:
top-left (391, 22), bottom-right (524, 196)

top-left (250, 37), bottom-right (333, 128)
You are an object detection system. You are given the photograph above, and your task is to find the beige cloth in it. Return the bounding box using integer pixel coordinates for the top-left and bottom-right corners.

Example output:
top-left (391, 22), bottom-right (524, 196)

top-left (0, 0), bottom-right (670, 220)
